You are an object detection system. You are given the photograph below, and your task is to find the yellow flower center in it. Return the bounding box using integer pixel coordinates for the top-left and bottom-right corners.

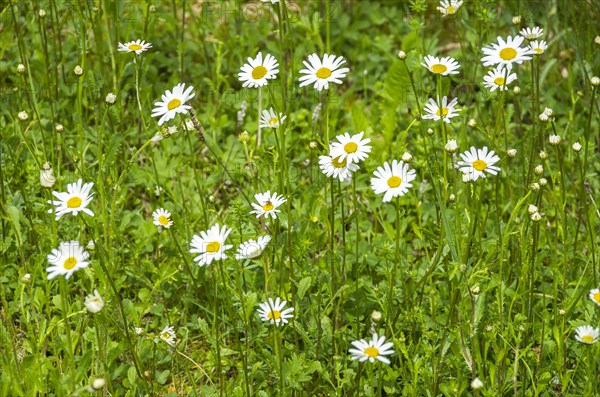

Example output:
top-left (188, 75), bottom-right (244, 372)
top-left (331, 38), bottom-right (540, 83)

top-left (593, 291), bottom-right (600, 303)
top-left (206, 241), bottom-right (220, 253)
top-left (252, 65), bottom-right (267, 80)
top-left (436, 107), bottom-right (449, 116)
top-left (262, 201), bottom-right (274, 211)
top-left (499, 47), bottom-right (517, 61)
top-left (344, 142), bottom-right (358, 153)
top-left (268, 117), bottom-right (278, 126)
top-left (128, 44), bottom-right (143, 51)
top-left (446, 5), bottom-right (456, 14)
top-left (161, 331), bottom-right (170, 339)
top-left (472, 159), bottom-right (487, 171)
top-left (332, 156), bottom-right (347, 168)
top-left (534, 48), bottom-right (543, 54)
top-left (431, 64), bottom-right (448, 74)
top-left (158, 215), bottom-right (169, 225)
top-left (67, 196), bottom-right (82, 208)
top-left (63, 257), bottom-right (77, 270)
top-left (268, 310), bottom-right (281, 320)
top-left (581, 335), bottom-right (594, 344)
top-left (364, 346), bottom-right (379, 358)
top-left (387, 176), bottom-right (402, 188)
top-left (494, 77), bottom-right (505, 86)
top-left (167, 98), bottom-right (181, 110)
top-left (316, 67), bottom-right (332, 79)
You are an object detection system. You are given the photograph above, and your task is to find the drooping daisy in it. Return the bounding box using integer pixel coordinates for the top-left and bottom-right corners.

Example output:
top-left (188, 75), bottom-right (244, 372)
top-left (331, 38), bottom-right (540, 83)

top-left (481, 35), bottom-right (533, 70)
top-left (259, 107), bottom-right (286, 129)
top-left (118, 40), bottom-right (152, 55)
top-left (238, 52), bottom-right (279, 88)
top-left (574, 325), bottom-right (599, 344)
top-left (152, 208), bottom-right (173, 231)
top-left (319, 154), bottom-right (359, 182)
top-left (151, 83), bottom-right (195, 126)
top-left (370, 160), bottom-right (416, 203)
top-left (422, 96), bottom-right (461, 123)
top-left (46, 241), bottom-right (90, 280)
top-left (457, 146), bottom-right (501, 181)
top-left (84, 290), bottom-right (104, 314)
top-left (189, 224), bottom-right (233, 267)
top-left (436, 0), bottom-right (463, 16)
top-left (48, 179), bottom-right (95, 220)
top-left (298, 53), bottom-right (350, 91)
top-left (158, 325), bottom-right (176, 347)
top-left (421, 55), bottom-right (460, 76)
top-left (520, 26), bottom-right (544, 40)
top-left (235, 236), bottom-right (272, 260)
top-left (528, 40), bottom-right (548, 55)
top-left (329, 131), bottom-right (372, 164)
top-left (589, 288), bottom-right (600, 306)
top-left (349, 333), bottom-right (395, 364)
top-left (250, 191), bottom-right (287, 219)
top-left (257, 297), bottom-right (294, 326)
top-left (482, 66), bottom-right (517, 92)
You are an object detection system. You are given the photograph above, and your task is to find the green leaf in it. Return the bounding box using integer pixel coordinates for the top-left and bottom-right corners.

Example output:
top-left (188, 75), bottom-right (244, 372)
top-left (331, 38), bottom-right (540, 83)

top-left (296, 277), bottom-right (312, 301)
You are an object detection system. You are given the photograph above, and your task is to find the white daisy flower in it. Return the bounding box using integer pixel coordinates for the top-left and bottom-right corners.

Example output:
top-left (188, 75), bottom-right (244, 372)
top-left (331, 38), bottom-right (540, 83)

top-left (152, 208), bottom-right (173, 231)
top-left (349, 333), bottom-right (395, 364)
top-left (370, 160), bottom-right (416, 203)
top-left (481, 35), bottom-right (533, 70)
top-left (259, 107), bottom-right (286, 129)
top-left (189, 224), bottom-right (233, 267)
top-left (329, 131), bottom-right (372, 164)
top-left (118, 39), bottom-right (152, 54)
top-left (46, 241), bottom-right (90, 280)
top-left (436, 0), bottom-right (463, 16)
top-left (298, 53), bottom-right (350, 91)
top-left (457, 146), bottom-right (501, 181)
top-left (257, 297), bottom-right (294, 326)
top-left (422, 96), bottom-right (461, 123)
top-left (235, 236), bottom-right (272, 260)
top-left (238, 52), bottom-right (279, 88)
top-left (48, 179), bottom-right (95, 220)
top-left (84, 289), bottom-right (104, 314)
top-left (482, 66), bottom-right (517, 92)
top-left (520, 26), bottom-right (544, 40)
top-left (250, 191), bottom-right (287, 219)
top-left (319, 154), bottom-right (359, 182)
top-left (528, 40), bottom-right (548, 55)
top-left (589, 288), bottom-right (600, 306)
top-left (575, 325), bottom-right (599, 344)
top-left (158, 325), bottom-right (176, 347)
top-left (421, 55), bottom-right (460, 76)
top-left (151, 83), bottom-right (195, 126)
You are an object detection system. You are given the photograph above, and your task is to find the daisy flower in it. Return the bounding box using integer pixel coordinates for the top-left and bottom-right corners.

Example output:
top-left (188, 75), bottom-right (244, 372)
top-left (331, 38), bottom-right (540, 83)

top-left (370, 160), bottom-right (416, 203)
top-left (457, 146), bottom-right (501, 181)
top-left (528, 40), bottom-right (548, 55)
top-left (575, 325), bottom-right (599, 344)
top-left (151, 83), bottom-right (195, 126)
top-left (235, 236), bottom-right (272, 260)
top-left (238, 52), bottom-right (279, 88)
top-left (421, 55), bottom-right (460, 76)
top-left (329, 131), bottom-right (372, 164)
top-left (589, 288), bottom-right (600, 306)
top-left (259, 107), bottom-right (286, 129)
top-left (482, 66), bottom-right (517, 92)
top-left (48, 179), bottom-right (95, 220)
top-left (481, 35), bottom-right (533, 70)
top-left (520, 26), bottom-right (544, 40)
top-left (189, 224), bottom-right (233, 267)
top-left (158, 325), bottom-right (176, 347)
top-left (117, 40), bottom-right (152, 55)
top-left (298, 53), bottom-right (350, 91)
top-left (250, 191), bottom-right (287, 219)
top-left (257, 297), bottom-right (294, 326)
top-left (152, 208), bottom-right (173, 231)
top-left (422, 96), bottom-right (461, 123)
top-left (46, 241), bottom-right (90, 280)
top-left (436, 0), bottom-right (463, 16)
top-left (319, 154), bottom-right (359, 182)
top-left (349, 333), bottom-right (395, 364)
top-left (84, 290), bottom-right (104, 314)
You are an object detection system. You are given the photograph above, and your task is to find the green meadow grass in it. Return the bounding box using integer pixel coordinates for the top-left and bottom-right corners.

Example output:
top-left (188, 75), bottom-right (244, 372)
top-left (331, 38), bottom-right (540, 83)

top-left (1, 0), bottom-right (599, 395)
